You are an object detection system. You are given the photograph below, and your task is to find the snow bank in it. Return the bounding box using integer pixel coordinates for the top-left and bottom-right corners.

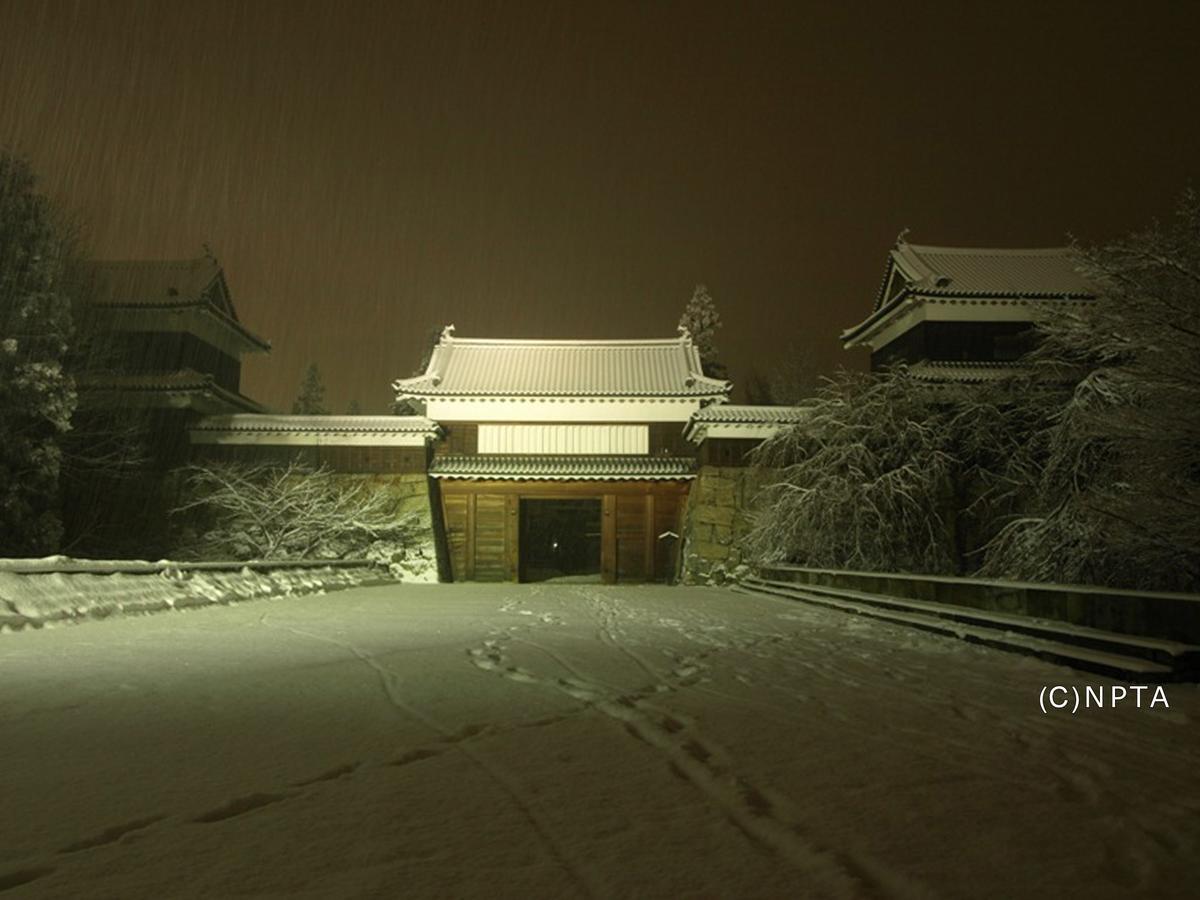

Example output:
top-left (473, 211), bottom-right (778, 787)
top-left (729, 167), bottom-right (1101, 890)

top-left (0, 559), bottom-right (394, 632)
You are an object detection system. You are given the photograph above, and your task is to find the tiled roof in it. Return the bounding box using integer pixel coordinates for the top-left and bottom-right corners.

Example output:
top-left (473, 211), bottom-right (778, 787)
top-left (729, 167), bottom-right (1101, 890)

top-left (880, 244), bottom-right (1095, 308)
top-left (82, 257), bottom-right (225, 307)
top-left (192, 414), bottom-right (439, 435)
top-left (843, 241), bottom-right (1096, 347)
top-left (688, 404), bottom-right (811, 424)
top-left (429, 454), bottom-right (696, 480)
top-left (906, 360), bottom-right (1033, 383)
top-left (79, 257), bottom-right (270, 351)
top-left (75, 370), bottom-right (267, 412)
top-left (394, 326), bottom-right (731, 398)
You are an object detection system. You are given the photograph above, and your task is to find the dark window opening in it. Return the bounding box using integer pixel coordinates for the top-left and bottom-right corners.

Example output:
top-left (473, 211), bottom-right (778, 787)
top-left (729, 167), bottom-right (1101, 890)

top-left (872, 321), bottom-right (1039, 368)
top-left (519, 498), bottom-right (601, 583)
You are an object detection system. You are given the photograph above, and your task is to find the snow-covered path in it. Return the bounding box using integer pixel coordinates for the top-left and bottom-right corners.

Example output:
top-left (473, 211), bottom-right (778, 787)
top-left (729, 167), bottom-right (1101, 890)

top-left (2, 583), bottom-right (1197, 899)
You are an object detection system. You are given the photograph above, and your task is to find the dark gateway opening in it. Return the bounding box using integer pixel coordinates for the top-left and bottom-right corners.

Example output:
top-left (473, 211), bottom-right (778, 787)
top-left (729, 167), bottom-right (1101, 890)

top-left (519, 498), bottom-right (602, 582)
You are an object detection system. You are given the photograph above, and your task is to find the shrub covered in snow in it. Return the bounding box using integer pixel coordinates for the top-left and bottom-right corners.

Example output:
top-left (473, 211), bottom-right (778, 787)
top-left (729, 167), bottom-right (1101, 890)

top-left (744, 368), bottom-right (1036, 576)
top-left (981, 191), bottom-right (1200, 592)
top-left (171, 460), bottom-right (423, 562)
top-left (749, 192), bottom-right (1200, 593)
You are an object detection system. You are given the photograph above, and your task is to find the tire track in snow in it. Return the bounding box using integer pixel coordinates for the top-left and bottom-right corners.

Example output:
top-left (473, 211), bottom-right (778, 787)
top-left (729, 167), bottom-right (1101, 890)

top-left (259, 611), bottom-right (604, 900)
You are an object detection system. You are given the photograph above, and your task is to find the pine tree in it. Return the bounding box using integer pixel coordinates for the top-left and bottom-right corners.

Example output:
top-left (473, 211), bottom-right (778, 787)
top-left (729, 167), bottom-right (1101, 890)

top-left (292, 363), bottom-right (328, 414)
top-left (0, 151), bottom-right (76, 553)
top-left (678, 283), bottom-right (727, 379)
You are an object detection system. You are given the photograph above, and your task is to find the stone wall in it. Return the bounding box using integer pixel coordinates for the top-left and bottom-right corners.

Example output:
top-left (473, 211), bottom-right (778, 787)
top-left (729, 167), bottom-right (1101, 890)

top-left (757, 564), bottom-right (1200, 644)
top-left (329, 473), bottom-right (439, 581)
top-left (680, 465), bottom-right (776, 584)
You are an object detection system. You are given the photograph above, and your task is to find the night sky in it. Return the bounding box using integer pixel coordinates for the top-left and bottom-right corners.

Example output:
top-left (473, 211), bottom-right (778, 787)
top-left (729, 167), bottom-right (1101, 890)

top-left (2, 1), bottom-right (1197, 413)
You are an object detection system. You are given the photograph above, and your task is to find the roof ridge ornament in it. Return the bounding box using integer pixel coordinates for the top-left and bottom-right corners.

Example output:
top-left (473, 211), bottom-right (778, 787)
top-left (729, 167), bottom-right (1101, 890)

top-left (895, 227), bottom-right (911, 248)
top-left (441, 324), bottom-right (456, 341)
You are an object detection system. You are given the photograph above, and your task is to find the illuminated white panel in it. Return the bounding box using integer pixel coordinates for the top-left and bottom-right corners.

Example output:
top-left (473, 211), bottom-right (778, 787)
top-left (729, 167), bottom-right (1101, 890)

top-left (424, 397), bottom-right (702, 422)
top-left (478, 424), bottom-right (649, 455)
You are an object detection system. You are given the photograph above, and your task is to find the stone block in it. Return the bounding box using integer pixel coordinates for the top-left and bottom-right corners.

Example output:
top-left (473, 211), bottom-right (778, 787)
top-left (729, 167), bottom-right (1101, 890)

top-left (709, 484), bottom-right (736, 507)
top-left (714, 523), bottom-right (735, 543)
top-left (696, 505), bottom-right (735, 527)
top-left (398, 494), bottom-right (432, 517)
top-left (694, 541), bottom-right (731, 561)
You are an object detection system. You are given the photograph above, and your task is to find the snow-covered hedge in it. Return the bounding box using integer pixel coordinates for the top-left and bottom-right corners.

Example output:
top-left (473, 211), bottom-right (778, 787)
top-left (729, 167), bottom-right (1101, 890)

top-left (0, 558), bottom-right (392, 632)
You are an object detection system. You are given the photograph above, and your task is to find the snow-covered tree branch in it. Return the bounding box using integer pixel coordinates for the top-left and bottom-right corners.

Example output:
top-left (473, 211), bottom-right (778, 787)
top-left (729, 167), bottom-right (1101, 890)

top-left (982, 191), bottom-right (1200, 591)
top-left (172, 460), bottom-right (422, 561)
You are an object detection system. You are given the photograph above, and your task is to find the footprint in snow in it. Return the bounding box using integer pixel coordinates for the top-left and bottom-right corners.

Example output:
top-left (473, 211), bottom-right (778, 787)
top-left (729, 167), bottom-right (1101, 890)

top-left (467, 647), bottom-right (504, 671)
top-left (556, 677), bottom-right (604, 703)
top-left (60, 815), bottom-right (165, 853)
top-left (389, 748), bottom-right (442, 767)
top-left (0, 867), bottom-right (56, 892)
top-left (291, 762), bottom-right (360, 787)
top-left (192, 792), bottom-right (289, 824)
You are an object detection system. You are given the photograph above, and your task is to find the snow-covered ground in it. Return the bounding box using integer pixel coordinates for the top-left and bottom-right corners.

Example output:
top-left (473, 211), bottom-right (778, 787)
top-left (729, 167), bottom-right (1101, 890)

top-left (1, 583), bottom-right (1197, 899)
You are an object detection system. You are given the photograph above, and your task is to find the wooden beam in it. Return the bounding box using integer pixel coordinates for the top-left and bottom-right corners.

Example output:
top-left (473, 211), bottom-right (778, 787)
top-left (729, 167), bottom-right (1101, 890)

top-left (643, 493), bottom-right (655, 582)
top-left (601, 494), bottom-right (616, 584)
top-left (465, 492), bottom-right (476, 581)
top-left (505, 494), bottom-right (519, 582)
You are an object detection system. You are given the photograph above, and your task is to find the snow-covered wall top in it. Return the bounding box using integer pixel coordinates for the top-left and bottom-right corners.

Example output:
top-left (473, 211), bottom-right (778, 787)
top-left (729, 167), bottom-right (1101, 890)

top-left (190, 414), bottom-right (440, 447)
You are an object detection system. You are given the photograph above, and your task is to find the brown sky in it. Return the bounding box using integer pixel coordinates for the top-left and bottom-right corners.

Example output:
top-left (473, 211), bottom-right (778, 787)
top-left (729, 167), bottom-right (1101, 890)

top-left (2, 0), bottom-right (1197, 412)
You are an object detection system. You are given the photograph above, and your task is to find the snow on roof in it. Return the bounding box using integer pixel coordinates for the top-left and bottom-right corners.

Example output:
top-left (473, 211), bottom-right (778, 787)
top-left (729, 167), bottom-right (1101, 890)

top-left (83, 257), bottom-right (226, 307)
top-left (842, 241), bottom-right (1096, 347)
top-left (79, 257), bottom-right (270, 351)
top-left (191, 414), bottom-right (440, 435)
top-left (394, 326), bottom-right (731, 399)
top-left (75, 370), bottom-right (267, 413)
top-left (905, 360), bottom-right (1034, 384)
top-left (429, 454), bottom-right (696, 480)
top-left (688, 404), bottom-right (811, 424)
top-left (883, 244), bottom-right (1096, 305)
top-left (683, 404), bottom-right (809, 444)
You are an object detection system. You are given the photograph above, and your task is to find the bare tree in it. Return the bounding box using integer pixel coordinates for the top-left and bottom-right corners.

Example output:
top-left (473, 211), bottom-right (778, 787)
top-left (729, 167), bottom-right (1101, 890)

top-left (172, 460), bottom-right (421, 560)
